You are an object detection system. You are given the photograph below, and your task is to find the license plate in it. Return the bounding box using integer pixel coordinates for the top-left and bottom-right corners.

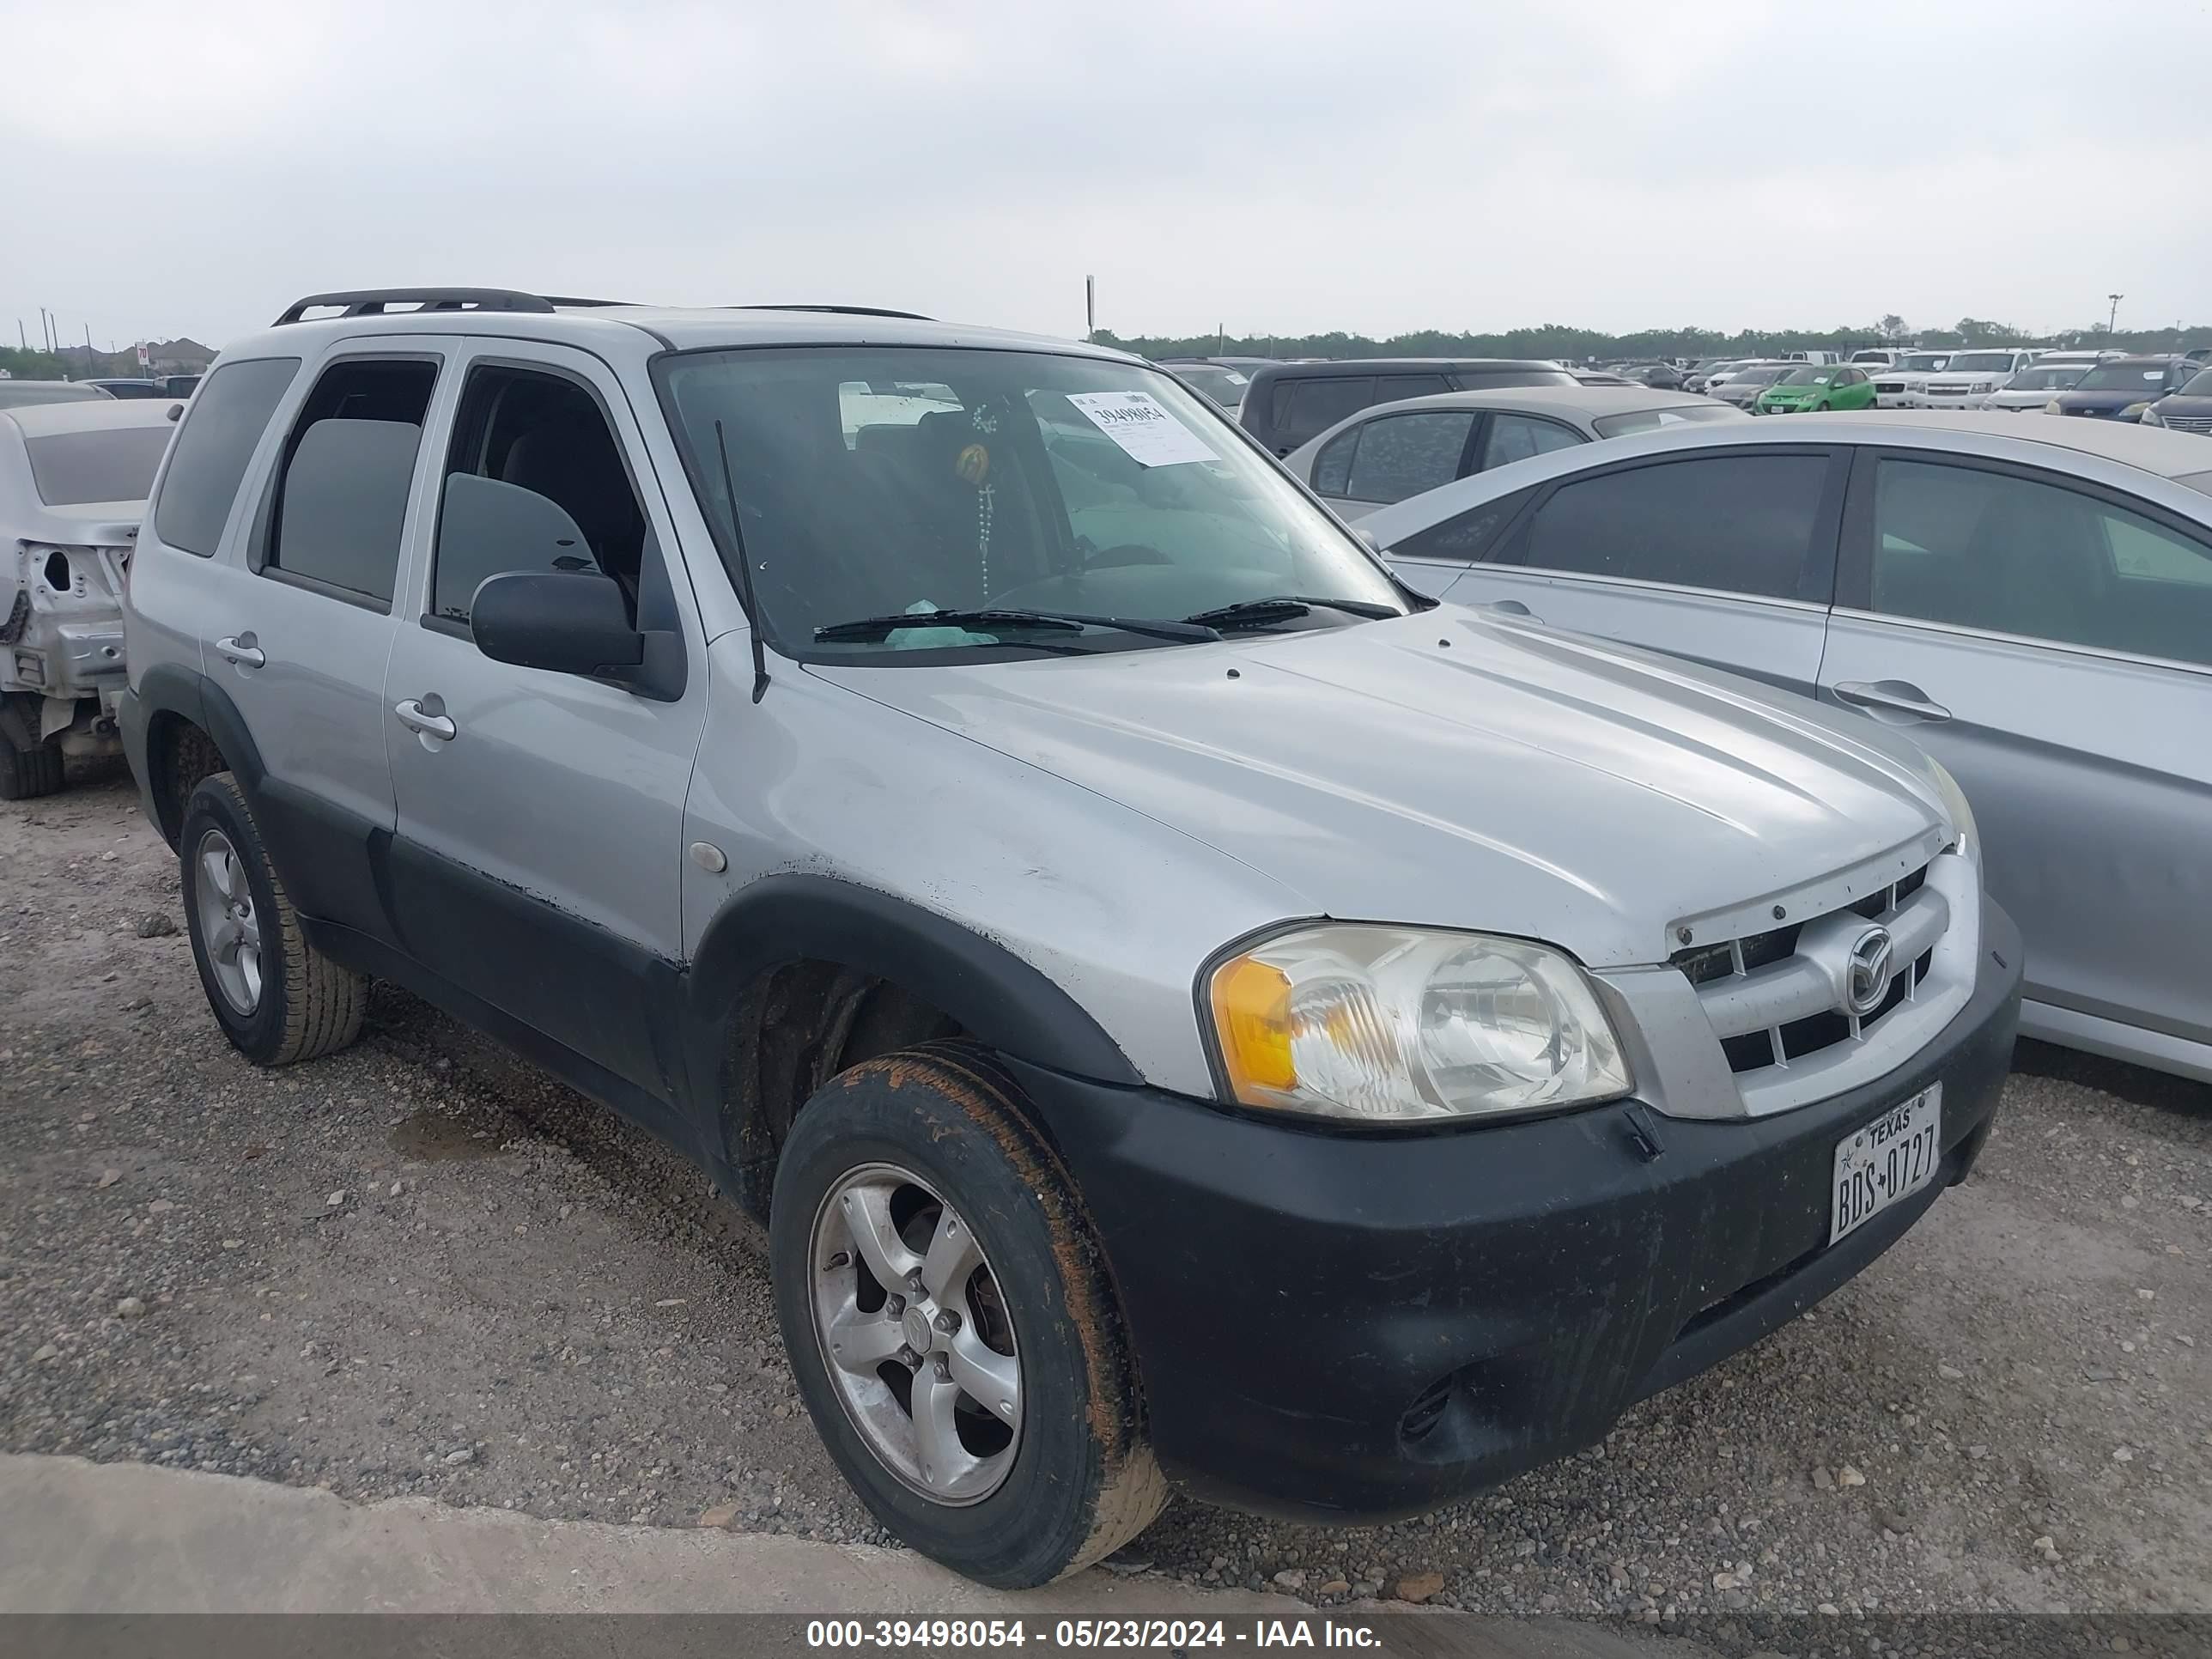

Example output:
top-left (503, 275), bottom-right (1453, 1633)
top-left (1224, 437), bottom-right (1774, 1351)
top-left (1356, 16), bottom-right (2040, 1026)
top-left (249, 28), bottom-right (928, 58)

top-left (1830, 1085), bottom-right (1942, 1244)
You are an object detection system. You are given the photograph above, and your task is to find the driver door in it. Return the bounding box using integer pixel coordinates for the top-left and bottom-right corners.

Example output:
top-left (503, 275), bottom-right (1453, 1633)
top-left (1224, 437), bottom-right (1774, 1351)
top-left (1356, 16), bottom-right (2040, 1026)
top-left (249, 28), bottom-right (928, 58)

top-left (380, 340), bottom-right (708, 1106)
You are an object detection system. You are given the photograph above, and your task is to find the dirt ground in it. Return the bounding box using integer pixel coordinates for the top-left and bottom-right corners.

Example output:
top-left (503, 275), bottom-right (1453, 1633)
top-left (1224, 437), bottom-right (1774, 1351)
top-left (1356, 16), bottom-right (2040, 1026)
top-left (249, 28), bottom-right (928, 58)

top-left (3, 763), bottom-right (2208, 1628)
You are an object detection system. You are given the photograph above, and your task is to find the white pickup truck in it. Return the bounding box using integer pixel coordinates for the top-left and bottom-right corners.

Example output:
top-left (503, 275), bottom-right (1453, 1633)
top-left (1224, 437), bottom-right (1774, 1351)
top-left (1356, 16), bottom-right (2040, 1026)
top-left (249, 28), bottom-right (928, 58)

top-left (1870, 350), bottom-right (1958, 409)
top-left (1913, 349), bottom-right (2044, 410)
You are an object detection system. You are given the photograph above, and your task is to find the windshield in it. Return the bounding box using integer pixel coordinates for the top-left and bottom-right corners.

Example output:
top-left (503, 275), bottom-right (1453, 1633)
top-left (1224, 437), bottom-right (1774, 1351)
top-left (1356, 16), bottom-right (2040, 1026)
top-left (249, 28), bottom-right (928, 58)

top-left (1946, 352), bottom-right (2018, 373)
top-left (23, 425), bottom-right (173, 506)
top-left (1173, 364), bottom-right (1249, 405)
top-left (1778, 368), bottom-right (1835, 386)
top-left (1898, 354), bottom-right (1952, 372)
top-left (1591, 404), bottom-right (1745, 437)
top-left (1850, 353), bottom-right (1891, 364)
top-left (656, 347), bottom-right (1407, 658)
top-left (2007, 365), bottom-right (2087, 391)
top-left (2076, 363), bottom-right (2169, 391)
top-left (2182, 368), bottom-right (2212, 396)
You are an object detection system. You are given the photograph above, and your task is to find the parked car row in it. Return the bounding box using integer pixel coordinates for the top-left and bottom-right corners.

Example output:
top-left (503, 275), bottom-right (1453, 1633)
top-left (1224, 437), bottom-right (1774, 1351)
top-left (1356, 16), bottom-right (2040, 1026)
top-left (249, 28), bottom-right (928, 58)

top-left (84, 288), bottom-right (2029, 1590)
top-left (0, 374), bottom-right (198, 411)
top-left (1362, 412), bottom-right (2212, 1088)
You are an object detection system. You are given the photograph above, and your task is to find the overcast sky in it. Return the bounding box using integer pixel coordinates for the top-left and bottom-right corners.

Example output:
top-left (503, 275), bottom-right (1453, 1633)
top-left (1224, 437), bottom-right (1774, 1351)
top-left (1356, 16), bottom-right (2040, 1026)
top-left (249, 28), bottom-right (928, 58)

top-left (6, 0), bottom-right (2209, 355)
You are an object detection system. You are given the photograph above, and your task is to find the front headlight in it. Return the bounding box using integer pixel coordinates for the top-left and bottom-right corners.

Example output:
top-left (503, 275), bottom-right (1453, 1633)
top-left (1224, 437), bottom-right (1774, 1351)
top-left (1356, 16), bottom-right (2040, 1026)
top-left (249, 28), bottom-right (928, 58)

top-left (1927, 760), bottom-right (1978, 862)
top-left (1206, 925), bottom-right (1632, 1123)
top-left (2121, 401), bottom-right (2151, 420)
top-left (2142, 405), bottom-right (2165, 427)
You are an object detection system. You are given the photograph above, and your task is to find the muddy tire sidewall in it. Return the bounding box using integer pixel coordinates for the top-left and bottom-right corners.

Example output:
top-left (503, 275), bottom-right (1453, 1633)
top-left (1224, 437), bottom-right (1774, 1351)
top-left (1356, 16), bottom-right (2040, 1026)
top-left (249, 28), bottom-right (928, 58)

top-left (769, 1048), bottom-right (1153, 1588)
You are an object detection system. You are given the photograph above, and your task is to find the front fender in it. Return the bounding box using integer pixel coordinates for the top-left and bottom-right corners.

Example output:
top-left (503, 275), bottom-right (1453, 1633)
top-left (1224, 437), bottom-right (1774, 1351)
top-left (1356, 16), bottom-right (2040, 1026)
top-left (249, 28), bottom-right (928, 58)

top-left (683, 873), bottom-right (1141, 1098)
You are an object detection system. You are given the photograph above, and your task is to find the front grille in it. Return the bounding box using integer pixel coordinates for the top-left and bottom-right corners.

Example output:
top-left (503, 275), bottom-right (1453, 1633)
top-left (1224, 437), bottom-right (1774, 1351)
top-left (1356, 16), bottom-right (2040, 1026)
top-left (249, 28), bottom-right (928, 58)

top-left (1927, 384), bottom-right (1968, 397)
top-left (2163, 415), bottom-right (2212, 434)
top-left (1673, 864), bottom-right (1942, 1076)
top-left (1874, 380), bottom-right (1905, 395)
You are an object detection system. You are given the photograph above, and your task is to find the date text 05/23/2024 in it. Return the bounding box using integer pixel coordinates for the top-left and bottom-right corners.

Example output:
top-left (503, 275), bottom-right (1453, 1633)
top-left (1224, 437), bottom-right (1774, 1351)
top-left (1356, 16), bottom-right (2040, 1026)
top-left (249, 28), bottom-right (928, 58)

top-left (806, 1617), bottom-right (1388, 1649)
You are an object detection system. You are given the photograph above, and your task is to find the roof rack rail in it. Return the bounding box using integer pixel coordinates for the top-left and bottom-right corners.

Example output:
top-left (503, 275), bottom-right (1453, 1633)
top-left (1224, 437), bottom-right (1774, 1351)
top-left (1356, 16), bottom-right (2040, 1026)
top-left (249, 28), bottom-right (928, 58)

top-left (273, 288), bottom-right (558, 325)
top-left (734, 304), bottom-right (934, 321)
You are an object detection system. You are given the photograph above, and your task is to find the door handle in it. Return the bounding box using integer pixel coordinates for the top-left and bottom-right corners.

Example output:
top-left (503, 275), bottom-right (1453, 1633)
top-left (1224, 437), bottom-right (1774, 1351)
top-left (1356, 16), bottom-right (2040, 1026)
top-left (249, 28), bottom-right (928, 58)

top-left (394, 697), bottom-right (457, 741)
top-left (1832, 679), bottom-right (1952, 723)
top-left (1484, 599), bottom-right (1541, 623)
top-left (215, 634), bottom-right (264, 669)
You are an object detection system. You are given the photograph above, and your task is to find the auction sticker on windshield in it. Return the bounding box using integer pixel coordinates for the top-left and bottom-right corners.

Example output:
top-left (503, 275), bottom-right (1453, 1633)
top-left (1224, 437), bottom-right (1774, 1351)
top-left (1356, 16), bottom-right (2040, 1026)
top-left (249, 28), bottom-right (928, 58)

top-left (1832, 1085), bottom-right (1942, 1245)
top-left (1066, 391), bottom-right (1219, 467)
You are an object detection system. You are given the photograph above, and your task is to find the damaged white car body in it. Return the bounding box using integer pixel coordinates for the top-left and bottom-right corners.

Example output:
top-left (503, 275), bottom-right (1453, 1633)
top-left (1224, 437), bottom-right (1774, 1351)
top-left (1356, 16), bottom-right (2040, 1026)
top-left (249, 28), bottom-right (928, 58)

top-left (2, 398), bottom-right (177, 798)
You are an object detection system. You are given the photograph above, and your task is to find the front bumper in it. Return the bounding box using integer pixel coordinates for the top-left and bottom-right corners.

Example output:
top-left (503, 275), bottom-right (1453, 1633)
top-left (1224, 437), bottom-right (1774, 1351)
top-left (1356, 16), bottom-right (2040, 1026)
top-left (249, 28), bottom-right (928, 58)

top-left (1013, 900), bottom-right (2022, 1522)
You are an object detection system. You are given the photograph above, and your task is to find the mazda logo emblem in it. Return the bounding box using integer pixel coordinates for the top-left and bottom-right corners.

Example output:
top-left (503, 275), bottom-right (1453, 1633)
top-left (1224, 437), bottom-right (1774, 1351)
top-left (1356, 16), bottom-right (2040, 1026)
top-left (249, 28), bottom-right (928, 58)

top-left (1846, 927), bottom-right (1897, 1017)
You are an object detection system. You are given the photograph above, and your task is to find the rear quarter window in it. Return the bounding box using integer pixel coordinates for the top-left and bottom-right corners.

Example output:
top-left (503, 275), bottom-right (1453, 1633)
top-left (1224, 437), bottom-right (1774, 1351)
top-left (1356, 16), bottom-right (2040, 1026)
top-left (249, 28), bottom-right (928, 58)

top-left (151, 357), bottom-right (301, 556)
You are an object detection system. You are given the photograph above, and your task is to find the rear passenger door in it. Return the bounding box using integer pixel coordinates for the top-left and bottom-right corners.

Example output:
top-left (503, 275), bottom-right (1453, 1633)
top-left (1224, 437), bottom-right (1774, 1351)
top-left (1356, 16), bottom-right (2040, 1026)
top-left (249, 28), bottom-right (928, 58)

top-left (1819, 449), bottom-right (2212, 1054)
top-left (1433, 447), bottom-right (1848, 693)
top-left (1309, 409), bottom-right (1477, 520)
top-left (191, 346), bottom-right (453, 946)
top-left (379, 341), bottom-right (708, 1109)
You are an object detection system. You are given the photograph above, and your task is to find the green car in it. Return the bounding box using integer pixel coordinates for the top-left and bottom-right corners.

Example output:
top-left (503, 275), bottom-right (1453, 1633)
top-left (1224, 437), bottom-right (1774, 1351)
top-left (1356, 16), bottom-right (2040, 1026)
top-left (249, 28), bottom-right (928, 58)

top-left (1755, 364), bottom-right (1878, 414)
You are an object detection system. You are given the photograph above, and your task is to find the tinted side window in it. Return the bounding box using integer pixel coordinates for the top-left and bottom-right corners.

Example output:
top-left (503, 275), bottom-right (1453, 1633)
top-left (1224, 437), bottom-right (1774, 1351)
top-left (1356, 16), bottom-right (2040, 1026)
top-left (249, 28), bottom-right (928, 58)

top-left (1344, 411), bottom-right (1474, 504)
top-left (1869, 459), bottom-right (2212, 666)
top-left (151, 356), bottom-right (300, 556)
top-left (1372, 374), bottom-right (1451, 403)
top-left (1522, 454), bottom-right (1828, 599)
top-left (1311, 426), bottom-right (1358, 496)
top-left (434, 365), bottom-right (648, 625)
top-left (1281, 377), bottom-right (1376, 449)
top-left (266, 359), bottom-right (436, 605)
top-left (1480, 415), bottom-right (1584, 471)
top-left (1389, 485), bottom-right (1539, 565)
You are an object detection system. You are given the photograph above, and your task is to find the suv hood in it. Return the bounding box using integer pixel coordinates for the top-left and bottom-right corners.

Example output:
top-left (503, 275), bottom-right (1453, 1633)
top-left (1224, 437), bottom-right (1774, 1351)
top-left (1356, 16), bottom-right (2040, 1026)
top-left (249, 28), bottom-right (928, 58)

top-left (810, 611), bottom-right (1946, 970)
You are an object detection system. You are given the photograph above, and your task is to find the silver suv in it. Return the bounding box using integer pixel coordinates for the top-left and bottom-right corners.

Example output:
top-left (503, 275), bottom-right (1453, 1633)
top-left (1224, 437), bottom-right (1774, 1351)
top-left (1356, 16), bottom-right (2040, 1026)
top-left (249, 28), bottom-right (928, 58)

top-left (119, 289), bottom-right (2023, 1587)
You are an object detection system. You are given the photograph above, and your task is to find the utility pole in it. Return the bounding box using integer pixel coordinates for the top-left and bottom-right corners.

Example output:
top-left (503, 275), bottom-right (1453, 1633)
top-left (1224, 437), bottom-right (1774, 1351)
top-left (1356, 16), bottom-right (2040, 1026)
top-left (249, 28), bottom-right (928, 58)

top-left (2106, 293), bottom-right (2124, 337)
top-left (1085, 276), bottom-right (1095, 343)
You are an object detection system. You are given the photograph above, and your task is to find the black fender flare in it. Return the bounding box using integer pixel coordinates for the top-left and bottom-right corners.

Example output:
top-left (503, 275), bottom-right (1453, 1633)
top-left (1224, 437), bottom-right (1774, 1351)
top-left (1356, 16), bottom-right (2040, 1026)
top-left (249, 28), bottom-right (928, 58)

top-left (682, 873), bottom-right (1142, 1107)
top-left (134, 664), bottom-right (270, 836)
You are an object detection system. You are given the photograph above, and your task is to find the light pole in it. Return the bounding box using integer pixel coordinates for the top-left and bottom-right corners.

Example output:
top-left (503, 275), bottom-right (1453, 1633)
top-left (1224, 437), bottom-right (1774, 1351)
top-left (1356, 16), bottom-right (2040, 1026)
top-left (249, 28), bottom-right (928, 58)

top-left (2106, 293), bottom-right (2124, 337)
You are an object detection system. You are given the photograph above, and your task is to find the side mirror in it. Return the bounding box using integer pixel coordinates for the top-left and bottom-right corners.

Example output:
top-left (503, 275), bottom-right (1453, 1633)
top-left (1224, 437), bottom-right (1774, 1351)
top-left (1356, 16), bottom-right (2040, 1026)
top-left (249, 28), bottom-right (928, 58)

top-left (471, 570), bottom-right (643, 678)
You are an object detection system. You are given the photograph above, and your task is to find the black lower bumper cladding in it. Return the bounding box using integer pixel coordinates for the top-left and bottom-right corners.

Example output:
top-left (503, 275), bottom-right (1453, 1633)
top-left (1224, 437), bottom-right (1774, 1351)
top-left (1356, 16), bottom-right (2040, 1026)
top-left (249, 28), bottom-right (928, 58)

top-left (1015, 902), bottom-right (2024, 1522)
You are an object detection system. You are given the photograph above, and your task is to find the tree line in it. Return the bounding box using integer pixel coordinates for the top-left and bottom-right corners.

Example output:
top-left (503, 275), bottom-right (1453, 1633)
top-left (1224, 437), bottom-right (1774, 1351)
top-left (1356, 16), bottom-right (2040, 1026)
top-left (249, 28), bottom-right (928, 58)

top-left (1097, 315), bottom-right (2209, 363)
top-left (0, 344), bottom-right (152, 380)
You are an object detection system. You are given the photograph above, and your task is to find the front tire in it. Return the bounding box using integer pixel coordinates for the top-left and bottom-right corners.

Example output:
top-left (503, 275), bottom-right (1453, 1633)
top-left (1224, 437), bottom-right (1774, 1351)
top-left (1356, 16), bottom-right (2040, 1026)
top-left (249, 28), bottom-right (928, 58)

top-left (179, 773), bottom-right (366, 1066)
top-left (770, 1043), bottom-right (1166, 1586)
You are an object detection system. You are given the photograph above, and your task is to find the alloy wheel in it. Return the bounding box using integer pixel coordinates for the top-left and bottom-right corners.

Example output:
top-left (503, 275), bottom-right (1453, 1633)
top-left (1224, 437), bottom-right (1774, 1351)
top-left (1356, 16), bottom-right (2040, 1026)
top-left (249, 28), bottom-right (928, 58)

top-left (193, 828), bottom-right (263, 1015)
top-left (808, 1161), bottom-right (1023, 1504)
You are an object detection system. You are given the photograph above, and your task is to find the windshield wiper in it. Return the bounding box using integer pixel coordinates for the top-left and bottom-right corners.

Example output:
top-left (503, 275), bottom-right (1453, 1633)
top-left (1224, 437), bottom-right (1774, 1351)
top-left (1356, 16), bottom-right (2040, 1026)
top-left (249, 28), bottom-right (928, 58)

top-left (813, 607), bottom-right (1219, 644)
top-left (1180, 594), bottom-right (1402, 631)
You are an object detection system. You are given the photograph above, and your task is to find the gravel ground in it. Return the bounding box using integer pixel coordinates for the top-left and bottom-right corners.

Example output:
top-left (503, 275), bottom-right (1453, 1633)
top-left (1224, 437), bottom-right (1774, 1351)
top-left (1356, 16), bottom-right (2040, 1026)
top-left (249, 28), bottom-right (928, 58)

top-left (3, 764), bottom-right (2208, 1632)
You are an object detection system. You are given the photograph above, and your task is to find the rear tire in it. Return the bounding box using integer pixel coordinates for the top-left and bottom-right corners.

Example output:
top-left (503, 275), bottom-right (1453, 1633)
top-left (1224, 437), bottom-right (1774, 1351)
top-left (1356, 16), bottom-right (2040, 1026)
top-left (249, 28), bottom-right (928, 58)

top-left (770, 1042), bottom-right (1166, 1587)
top-left (0, 730), bottom-right (64, 800)
top-left (179, 773), bottom-right (366, 1066)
